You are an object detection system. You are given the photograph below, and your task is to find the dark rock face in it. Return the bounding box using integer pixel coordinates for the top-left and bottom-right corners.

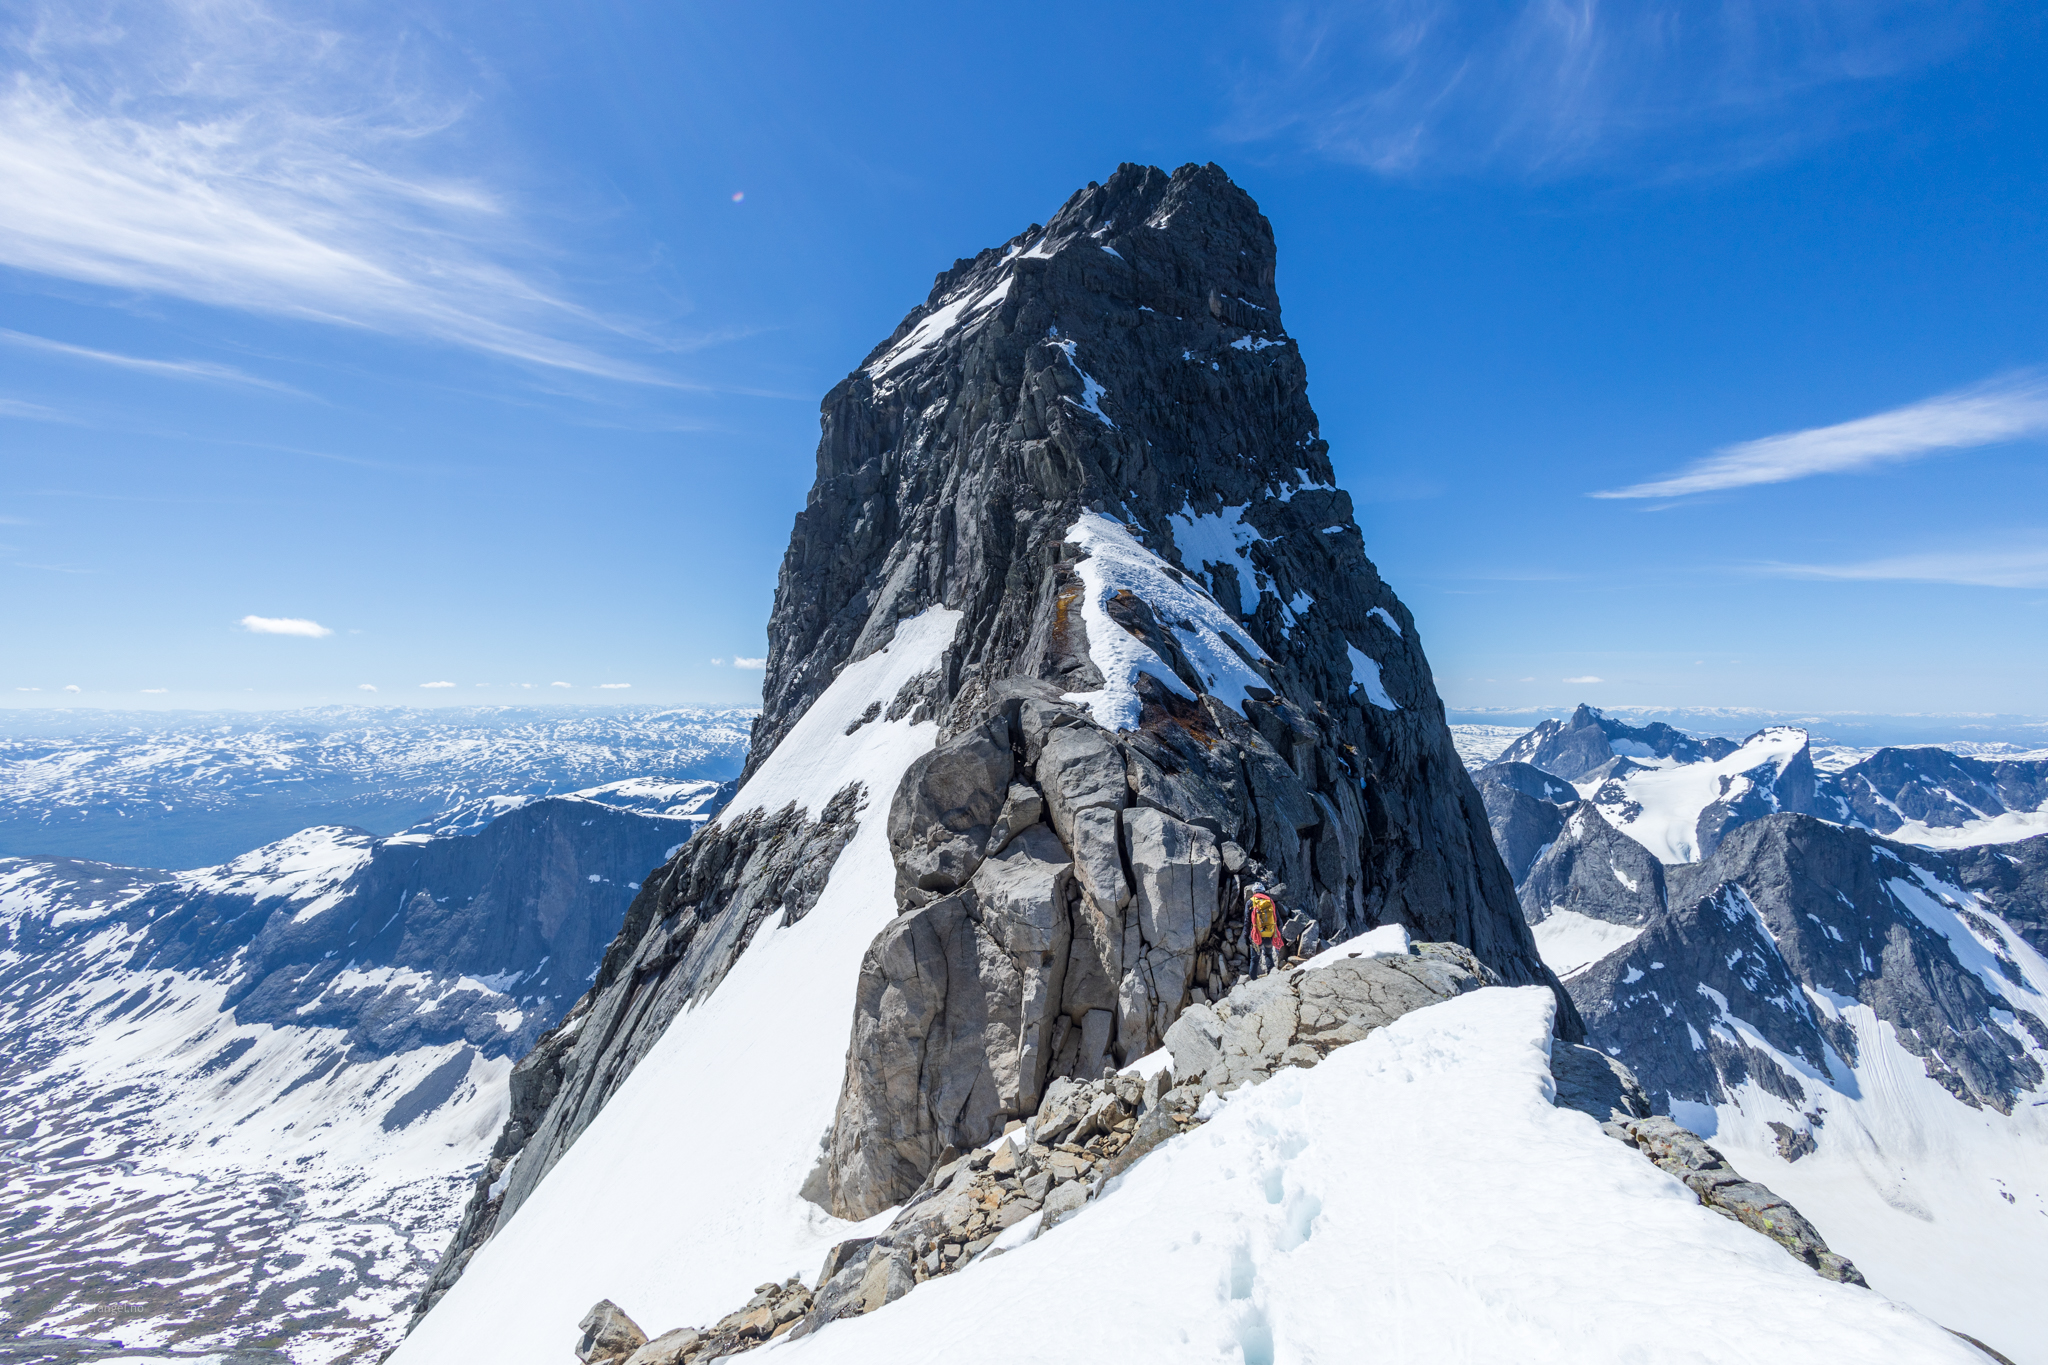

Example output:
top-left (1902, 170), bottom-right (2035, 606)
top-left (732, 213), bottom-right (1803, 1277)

top-left (1571, 815), bottom-right (2046, 1117)
top-left (1474, 762), bottom-right (1574, 884)
top-left (417, 161), bottom-right (1573, 1286)
top-left (1517, 802), bottom-right (1667, 930)
top-left (1953, 834), bottom-right (2048, 957)
top-left (1496, 703), bottom-right (1737, 781)
top-left (1824, 747), bottom-right (2048, 836)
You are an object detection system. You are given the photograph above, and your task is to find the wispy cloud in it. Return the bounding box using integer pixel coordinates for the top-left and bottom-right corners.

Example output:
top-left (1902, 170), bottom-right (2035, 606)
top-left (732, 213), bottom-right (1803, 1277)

top-left (1225, 1), bottom-right (1974, 177)
top-left (0, 329), bottom-right (307, 394)
top-left (1563, 675), bottom-right (1604, 684)
top-left (1764, 543), bottom-right (2048, 589)
top-left (357, 683), bottom-right (377, 691)
top-left (240, 613), bottom-right (331, 637)
top-left (550, 680), bottom-right (571, 688)
top-left (1596, 369), bottom-right (2048, 499)
top-left (732, 656), bottom-right (766, 670)
top-left (420, 680), bottom-right (455, 688)
top-left (0, 1), bottom-right (673, 383)
top-left (140, 686), bottom-right (166, 693)
top-left (0, 396), bottom-right (70, 422)
top-left (598, 682), bottom-right (631, 689)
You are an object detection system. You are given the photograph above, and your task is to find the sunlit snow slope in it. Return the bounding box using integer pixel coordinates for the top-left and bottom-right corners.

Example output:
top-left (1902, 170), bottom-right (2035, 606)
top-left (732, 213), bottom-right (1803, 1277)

top-left (772, 988), bottom-right (1983, 1365)
top-left (388, 608), bottom-right (962, 1365)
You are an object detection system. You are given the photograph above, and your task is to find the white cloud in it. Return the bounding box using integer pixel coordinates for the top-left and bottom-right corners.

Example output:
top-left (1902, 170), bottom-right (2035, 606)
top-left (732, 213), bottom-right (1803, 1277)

top-left (1563, 675), bottom-right (1603, 684)
top-left (598, 682), bottom-right (630, 689)
top-left (519, 682), bottom-right (534, 689)
top-left (1595, 369), bottom-right (2048, 499)
top-left (551, 680), bottom-right (572, 688)
top-left (420, 680), bottom-right (454, 688)
top-left (139, 687), bottom-right (166, 693)
top-left (732, 656), bottom-right (766, 670)
top-left (0, 1), bottom-right (672, 383)
top-left (0, 328), bottom-right (305, 394)
top-left (357, 683), bottom-right (377, 691)
top-left (63, 684), bottom-right (80, 692)
top-left (1764, 544), bottom-right (2048, 589)
top-left (1223, 0), bottom-right (1967, 178)
top-left (240, 614), bottom-right (332, 637)
top-left (15, 686), bottom-right (40, 691)
top-left (475, 682), bottom-right (490, 687)
top-left (709, 657), bottom-right (726, 666)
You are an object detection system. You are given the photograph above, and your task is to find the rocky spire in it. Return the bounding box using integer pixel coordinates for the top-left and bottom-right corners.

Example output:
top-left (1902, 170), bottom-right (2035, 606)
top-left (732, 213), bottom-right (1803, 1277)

top-left (406, 161), bottom-right (1574, 1315)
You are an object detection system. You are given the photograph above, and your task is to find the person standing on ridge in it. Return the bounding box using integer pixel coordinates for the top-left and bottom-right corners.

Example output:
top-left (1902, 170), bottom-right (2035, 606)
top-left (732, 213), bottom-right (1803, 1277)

top-left (1245, 882), bottom-right (1284, 979)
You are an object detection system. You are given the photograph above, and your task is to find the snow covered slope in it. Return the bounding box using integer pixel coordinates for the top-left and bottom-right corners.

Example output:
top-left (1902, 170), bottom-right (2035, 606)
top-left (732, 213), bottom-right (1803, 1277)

top-left (1567, 817), bottom-right (2048, 1360)
top-left (1582, 725), bottom-right (1816, 865)
top-left (0, 779), bottom-right (715, 1362)
top-left (389, 608), bottom-right (961, 1365)
top-left (0, 705), bottom-right (752, 868)
top-left (770, 988), bottom-right (1984, 1365)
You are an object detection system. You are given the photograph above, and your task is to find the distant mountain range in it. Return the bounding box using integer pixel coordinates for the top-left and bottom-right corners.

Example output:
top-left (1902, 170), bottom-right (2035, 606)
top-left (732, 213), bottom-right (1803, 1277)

top-left (1464, 703), bottom-right (2048, 1349)
top-left (0, 775), bottom-right (727, 1363)
top-left (0, 706), bottom-right (755, 868)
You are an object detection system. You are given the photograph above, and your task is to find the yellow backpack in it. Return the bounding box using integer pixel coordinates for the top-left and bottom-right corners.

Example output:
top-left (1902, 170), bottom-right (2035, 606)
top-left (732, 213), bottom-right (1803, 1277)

top-left (1250, 893), bottom-right (1277, 939)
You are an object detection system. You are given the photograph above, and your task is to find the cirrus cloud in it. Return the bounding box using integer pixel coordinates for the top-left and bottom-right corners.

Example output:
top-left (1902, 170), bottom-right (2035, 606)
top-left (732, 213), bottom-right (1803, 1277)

top-left (732, 656), bottom-right (767, 670)
top-left (1595, 369), bottom-right (2048, 499)
top-left (240, 614), bottom-right (332, 637)
top-left (419, 680), bottom-right (455, 688)
top-left (1563, 675), bottom-right (1604, 684)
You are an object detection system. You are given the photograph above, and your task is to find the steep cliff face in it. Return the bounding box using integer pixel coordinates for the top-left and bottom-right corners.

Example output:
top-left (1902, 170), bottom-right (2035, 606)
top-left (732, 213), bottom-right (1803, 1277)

top-left (400, 162), bottom-right (1569, 1349)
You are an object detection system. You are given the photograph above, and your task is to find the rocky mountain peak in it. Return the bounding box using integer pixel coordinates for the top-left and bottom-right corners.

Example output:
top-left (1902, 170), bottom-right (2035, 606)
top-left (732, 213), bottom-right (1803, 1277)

top-left (404, 162), bottom-right (1575, 1324)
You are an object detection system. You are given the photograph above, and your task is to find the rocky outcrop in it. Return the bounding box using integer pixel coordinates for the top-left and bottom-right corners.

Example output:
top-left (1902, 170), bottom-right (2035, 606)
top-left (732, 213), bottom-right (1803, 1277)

top-left (1953, 833), bottom-right (2048, 957)
top-left (1621, 1117), bottom-right (1865, 1285)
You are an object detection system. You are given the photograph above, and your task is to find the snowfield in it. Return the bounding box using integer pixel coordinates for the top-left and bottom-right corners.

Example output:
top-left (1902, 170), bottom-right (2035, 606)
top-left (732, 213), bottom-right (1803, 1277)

top-left (769, 988), bottom-right (1982, 1365)
top-left (389, 608), bottom-right (965, 1365)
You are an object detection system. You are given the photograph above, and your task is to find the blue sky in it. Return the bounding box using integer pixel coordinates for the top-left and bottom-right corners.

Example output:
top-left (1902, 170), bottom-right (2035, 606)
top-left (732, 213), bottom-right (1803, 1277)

top-left (3, 0), bottom-right (2044, 716)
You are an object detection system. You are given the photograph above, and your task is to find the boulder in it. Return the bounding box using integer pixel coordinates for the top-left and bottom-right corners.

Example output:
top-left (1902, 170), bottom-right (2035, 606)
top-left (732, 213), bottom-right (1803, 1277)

top-left (1118, 807), bottom-right (1222, 1055)
top-left (1164, 943), bottom-right (1483, 1088)
top-left (889, 719), bottom-right (1014, 901)
top-left (576, 1300), bottom-right (647, 1364)
top-left (1549, 1043), bottom-right (1651, 1136)
top-left (622, 1328), bottom-right (701, 1365)
top-left (984, 782), bottom-right (1046, 857)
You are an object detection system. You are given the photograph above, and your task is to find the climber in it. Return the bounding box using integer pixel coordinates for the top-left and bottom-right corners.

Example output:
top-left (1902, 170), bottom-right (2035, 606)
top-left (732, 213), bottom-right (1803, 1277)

top-left (1244, 881), bottom-right (1284, 979)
